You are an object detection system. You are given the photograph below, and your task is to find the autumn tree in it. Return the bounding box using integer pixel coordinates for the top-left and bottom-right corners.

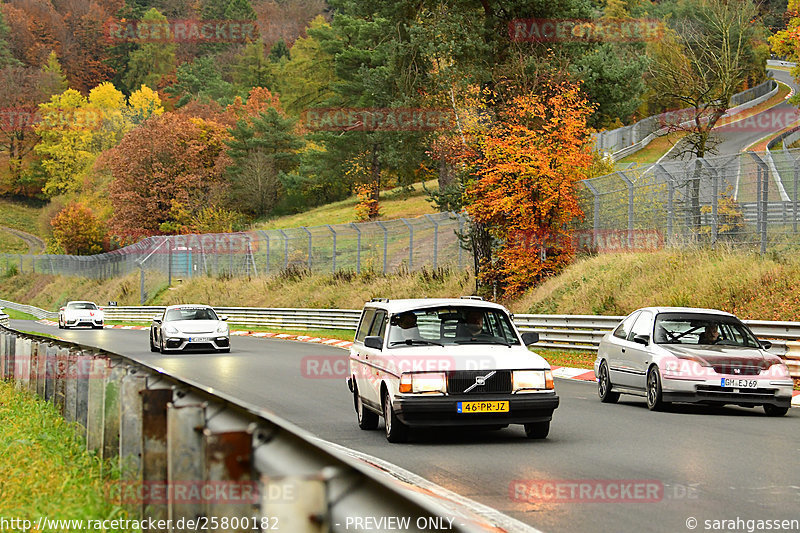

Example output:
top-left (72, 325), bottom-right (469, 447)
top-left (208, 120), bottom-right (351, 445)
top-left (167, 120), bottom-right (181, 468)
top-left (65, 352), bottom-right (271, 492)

top-left (123, 8), bottom-right (177, 93)
top-left (102, 113), bottom-right (232, 239)
top-left (770, 0), bottom-right (800, 104)
top-left (49, 202), bottom-right (107, 255)
top-left (225, 103), bottom-right (302, 216)
top-left (464, 85), bottom-right (594, 298)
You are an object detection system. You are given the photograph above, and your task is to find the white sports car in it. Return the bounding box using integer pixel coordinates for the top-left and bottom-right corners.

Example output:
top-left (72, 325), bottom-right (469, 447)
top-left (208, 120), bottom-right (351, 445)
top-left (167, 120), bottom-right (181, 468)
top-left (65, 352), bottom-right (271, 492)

top-left (58, 301), bottom-right (104, 329)
top-left (150, 304), bottom-right (230, 354)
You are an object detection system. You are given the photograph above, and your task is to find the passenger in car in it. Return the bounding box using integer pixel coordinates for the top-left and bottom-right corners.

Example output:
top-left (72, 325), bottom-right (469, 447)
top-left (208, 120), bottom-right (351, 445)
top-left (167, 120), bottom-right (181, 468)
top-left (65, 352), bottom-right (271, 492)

top-left (393, 312), bottom-right (421, 341)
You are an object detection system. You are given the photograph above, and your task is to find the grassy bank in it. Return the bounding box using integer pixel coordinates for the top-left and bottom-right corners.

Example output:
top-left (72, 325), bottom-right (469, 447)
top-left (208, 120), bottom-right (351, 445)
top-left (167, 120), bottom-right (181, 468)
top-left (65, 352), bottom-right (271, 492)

top-left (0, 381), bottom-right (134, 530)
top-left (2, 248), bottom-right (800, 321)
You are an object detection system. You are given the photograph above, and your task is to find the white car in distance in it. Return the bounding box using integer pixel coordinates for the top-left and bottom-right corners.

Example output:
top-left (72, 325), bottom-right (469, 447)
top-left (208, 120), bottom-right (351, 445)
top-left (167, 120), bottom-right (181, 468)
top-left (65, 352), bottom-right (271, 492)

top-left (58, 301), bottom-right (104, 329)
top-left (150, 304), bottom-right (230, 354)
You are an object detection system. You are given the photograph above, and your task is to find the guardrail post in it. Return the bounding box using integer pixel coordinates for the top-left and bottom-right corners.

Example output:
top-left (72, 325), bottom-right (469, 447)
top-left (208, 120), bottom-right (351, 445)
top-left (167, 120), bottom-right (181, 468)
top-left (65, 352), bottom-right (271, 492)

top-left (28, 340), bottom-right (39, 395)
top-left (86, 356), bottom-right (110, 452)
top-left (65, 349), bottom-right (79, 421)
top-left (167, 402), bottom-right (206, 532)
top-left (15, 337), bottom-right (30, 391)
top-left (45, 344), bottom-right (57, 402)
top-left (120, 371), bottom-right (147, 479)
top-left (55, 347), bottom-right (69, 414)
top-left (34, 342), bottom-right (46, 397)
top-left (203, 429), bottom-right (253, 531)
top-left (76, 351), bottom-right (93, 433)
top-left (260, 474), bottom-right (328, 533)
top-left (376, 221), bottom-right (388, 274)
top-left (102, 363), bottom-right (127, 461)
top-left (142, 387), bottom-right (174, 521)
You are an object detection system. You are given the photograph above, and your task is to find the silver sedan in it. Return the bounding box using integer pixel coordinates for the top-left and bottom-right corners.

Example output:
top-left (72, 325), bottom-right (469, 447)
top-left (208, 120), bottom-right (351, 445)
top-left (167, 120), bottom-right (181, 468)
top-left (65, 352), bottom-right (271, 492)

top-left (150, 304), bottom-right (230, 354)
top-left (594, 307), bottom-right (793, 416)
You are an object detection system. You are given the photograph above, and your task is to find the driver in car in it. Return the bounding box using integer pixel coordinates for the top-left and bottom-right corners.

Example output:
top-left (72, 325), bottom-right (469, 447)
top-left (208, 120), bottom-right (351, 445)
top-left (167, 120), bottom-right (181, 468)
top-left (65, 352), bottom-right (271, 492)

top-left (698, 324), bottom-right (720, 345)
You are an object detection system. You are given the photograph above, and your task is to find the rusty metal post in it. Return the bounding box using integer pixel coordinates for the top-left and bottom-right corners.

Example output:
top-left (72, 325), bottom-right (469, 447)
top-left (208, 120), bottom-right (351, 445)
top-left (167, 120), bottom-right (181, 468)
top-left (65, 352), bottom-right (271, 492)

top-left (15, 337), bottom-right (30, 391)
top-left (28, 340), bottom-right (39, 395)
top-left (260, 475), bottom-right (328, 533)
top-left (55, 347), bottom-right (69, 415)
top-left (141, 387), bottom-right (174, 521)
top-left (44, 344), bottom-right (57, 403)
top-left (120, 371), bottom-right (147, 479)
top-left (86, 356), bottom-right (110, 452)
top-left (167, 402), bottom-right (206, 532)
top-left (65, 349), bottom-right (79, 422)
top-left (75, 351), bottom-right (93, 433)
top-left (102, 363), bottom-right (127, 461)
top-left (203, 430), bottom-right (254, 531)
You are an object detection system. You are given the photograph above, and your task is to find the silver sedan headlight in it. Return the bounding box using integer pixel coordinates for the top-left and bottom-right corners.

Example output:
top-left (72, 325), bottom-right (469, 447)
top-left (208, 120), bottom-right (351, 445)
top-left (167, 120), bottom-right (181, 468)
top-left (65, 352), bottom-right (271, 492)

top-left (513, 370), bottom-right (554, 392)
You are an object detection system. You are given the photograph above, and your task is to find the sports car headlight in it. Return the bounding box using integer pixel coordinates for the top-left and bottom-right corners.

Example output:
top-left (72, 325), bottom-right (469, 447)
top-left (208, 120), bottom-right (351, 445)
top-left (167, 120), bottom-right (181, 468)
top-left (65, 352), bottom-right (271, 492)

top-left (164, 325), bottom-right (179, 335)
top-left (399, 372), bottom-right (447, 394)
top-left (216, 323), bottom-right (228, 334)
top-left (513, 370), bottom-right (554, 392)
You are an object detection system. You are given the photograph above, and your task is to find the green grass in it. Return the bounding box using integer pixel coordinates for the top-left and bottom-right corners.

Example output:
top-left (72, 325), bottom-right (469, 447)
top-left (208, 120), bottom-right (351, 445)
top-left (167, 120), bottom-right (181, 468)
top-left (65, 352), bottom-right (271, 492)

top-left (0, 381), bottom-right (136, 530)
top-left (252, 180), bottom-right (437, 230)
top-left (617, 131), bottom-right (688, 165)
top-left (0, 228), bottom-right (28, 253)
top-left (533, 348), bottom-right (596, 370)
top-left (0, 198), bottom-right (45, 236)
top-left (2, 307), bottom-right (37, 321)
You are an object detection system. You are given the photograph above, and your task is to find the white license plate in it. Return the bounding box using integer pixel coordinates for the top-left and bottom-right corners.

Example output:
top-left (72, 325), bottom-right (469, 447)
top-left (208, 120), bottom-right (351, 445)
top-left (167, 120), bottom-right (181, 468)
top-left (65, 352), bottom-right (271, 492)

top-left (721, 378), bottom-right (757, 389)
top-left (189, 337), bottom-right (211, 342)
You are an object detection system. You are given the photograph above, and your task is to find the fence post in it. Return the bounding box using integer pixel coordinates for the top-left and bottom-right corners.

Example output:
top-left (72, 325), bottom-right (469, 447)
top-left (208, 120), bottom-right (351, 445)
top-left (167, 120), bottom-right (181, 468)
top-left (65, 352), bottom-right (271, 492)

top-left (168, 236), bottom-right (172, 286)
top-left (139, 265), bottom-right (146, 305)
top-left (326, 225), bottom-right (337, 274)
top-left (265, 232), bottom-right (270, 275)
top-left (616, 172), bottom-right (634, 248)
top-left (401, 219), bottom-right (413, 269)
top-left (583, 181), bottom-right (600, 248)
top-left (301, 227), bottom-right (312, 270)
top-left (654, 164), bottom-right (676, 246)
top-left (350, 223), bottom-right (361, 274)
top-left (278, 229), bottom-right (288, 270)
top-left (748, 152), bottom-right (769, 254)
top-left (424, 214), bottom-right (439, 269)
top-left (376, 221), bottom-right (388, 274)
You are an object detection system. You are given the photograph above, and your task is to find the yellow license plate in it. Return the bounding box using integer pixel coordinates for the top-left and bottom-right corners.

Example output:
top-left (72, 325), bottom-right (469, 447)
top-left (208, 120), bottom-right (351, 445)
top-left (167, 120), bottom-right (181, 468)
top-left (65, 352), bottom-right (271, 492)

top-left (457, 401), bottom-right (509, 413)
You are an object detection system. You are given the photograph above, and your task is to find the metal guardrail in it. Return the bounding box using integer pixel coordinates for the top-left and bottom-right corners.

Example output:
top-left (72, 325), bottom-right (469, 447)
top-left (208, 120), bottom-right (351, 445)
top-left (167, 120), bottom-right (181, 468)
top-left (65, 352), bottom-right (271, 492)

top-left (0, 325), bottom-right (512, 533)
top-left (0, 309), bottom-right (8, 328)
top-left (0, 299), bottom-right (58, 319)
top-left (11, 301), bottom-right (794, 353)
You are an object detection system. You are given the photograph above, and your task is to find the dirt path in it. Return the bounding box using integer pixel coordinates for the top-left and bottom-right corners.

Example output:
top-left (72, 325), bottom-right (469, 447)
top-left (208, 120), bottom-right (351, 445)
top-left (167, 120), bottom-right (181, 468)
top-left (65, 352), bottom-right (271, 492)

top-left (0, 226), bottom-right (45, 254)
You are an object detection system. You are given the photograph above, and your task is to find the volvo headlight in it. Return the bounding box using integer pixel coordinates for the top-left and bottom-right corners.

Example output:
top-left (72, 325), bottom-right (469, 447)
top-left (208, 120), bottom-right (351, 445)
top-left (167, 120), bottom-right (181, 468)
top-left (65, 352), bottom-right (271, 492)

top-left (513, 370), bottom-right (554, 392)
top-left (399, 372), bottom-right (447, 394)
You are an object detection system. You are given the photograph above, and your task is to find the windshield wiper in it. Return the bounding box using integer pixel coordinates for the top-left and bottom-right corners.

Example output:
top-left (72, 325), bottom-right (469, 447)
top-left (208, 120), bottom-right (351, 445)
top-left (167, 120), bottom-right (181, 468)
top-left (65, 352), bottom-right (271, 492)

top-left (389, 339), bottom-right (444, 347)
top-left (454, 339), bottom-right (512, 347)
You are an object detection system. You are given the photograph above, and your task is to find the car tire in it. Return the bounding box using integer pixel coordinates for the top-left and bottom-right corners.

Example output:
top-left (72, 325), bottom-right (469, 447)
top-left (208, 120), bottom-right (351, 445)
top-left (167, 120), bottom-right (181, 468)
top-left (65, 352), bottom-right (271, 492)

top-left (646, 365), bottom-right (666, 411)
top-left (58, 318), bottom-right (64, 329)
top-left (597, 360), bottom-right (620, 403)
top-left (159, 335), bottom-right (168, 355)
top-left (763, 404), bottom-right (789, 417)
top-left (383, 389), bottom-right (409, 443)
top-left (355, 387), bottom-right (379, 430)
top-left (524, 421), bottom-right (550, 439)
top-left (149, 332), bottom-right (159, 352)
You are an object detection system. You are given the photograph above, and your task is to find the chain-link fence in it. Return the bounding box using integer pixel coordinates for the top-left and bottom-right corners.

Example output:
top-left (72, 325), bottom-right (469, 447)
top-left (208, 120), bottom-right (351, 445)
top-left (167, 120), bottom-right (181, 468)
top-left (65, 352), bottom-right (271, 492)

top-left (0, 212), bottom-right (470, 301)
top-left (576, 148), bottom-right (800, 253)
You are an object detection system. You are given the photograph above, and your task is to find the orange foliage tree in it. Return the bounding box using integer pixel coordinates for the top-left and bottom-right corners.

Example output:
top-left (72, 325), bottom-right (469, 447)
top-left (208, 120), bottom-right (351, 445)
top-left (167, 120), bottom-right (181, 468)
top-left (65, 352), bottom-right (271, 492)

top-left (50, 202), bottom-right (107, 255)
top-left (463, 84), bottom-right (594, 298)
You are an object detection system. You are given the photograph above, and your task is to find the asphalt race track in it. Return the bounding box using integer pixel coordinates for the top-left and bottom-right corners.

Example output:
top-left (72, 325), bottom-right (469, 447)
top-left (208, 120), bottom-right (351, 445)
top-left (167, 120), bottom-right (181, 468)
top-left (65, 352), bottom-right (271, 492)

top-left (14, 320), bottom-right (799, 533)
